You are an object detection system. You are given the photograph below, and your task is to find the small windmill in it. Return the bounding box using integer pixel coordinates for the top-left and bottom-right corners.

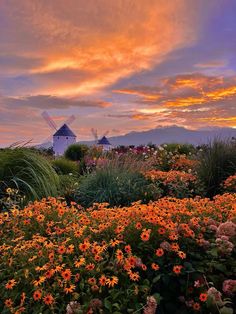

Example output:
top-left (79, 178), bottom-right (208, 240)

top-left (91, 128), bottom-right (112, 151)
top-left (42, 111), bottom-right (77, 156)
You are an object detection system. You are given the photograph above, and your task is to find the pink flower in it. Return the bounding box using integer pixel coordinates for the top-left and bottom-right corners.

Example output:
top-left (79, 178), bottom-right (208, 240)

top-left (223, 280), bottom-right (236, 296)
top-left (216, 221), bottom-right (236, 238)
top-left (207, 287), bottom-right (222, 302)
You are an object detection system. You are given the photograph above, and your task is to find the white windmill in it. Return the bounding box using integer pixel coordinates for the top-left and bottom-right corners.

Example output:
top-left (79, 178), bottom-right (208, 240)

top-left (91, 128), bottom-right (112, 151)
top-left (42, 111), bottom-right (77, 156)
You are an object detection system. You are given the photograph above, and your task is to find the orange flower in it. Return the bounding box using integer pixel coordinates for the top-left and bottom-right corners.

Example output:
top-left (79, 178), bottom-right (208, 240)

top-left (125, 245), bottom-right (132, 254)
top-left (178, 251), bottom-right (186, 259)
top-left (4, 298), bottom-right (13, 308)
top-left (106, 276), bottom-right (119, 287)
top-left (5, 279), bottom-right (17, 289)
top-left (116, 249), bottom-right (124, 261)
top-left (33, 290), bottom-right (42, 301)
top-left (43, 294), bottom-right (54, 305)
top-left (193, 302), bottom-right (200, 311)
top-left (57, 245), bottom-right (66, 254)
top-left (141, 229), bottom-right (151, 241)
top-left (129, 271), bottom-right (140, 281)
top-left (85, 263), bottom-right (95, 271)
top-left (61, 269), bottom-right (72, 281)
top-left (135, 222), bottom-right (142, 230)
top-left (155, 248), bottom-right (164, 257)
top-left (173, 265), bottom-right (183, 275)
top-left (199, 293), bottom-right (208, 302)
top-left (99, 275), bottom-right (107, 286)
top-left (88, 277), bottom-right (97, 285)
top-left (64, 284), bottom-right (76, 294)
top-left (79, 241), bottom-right (90, 252)
top-left (151, 263), bottom-right (160, 271)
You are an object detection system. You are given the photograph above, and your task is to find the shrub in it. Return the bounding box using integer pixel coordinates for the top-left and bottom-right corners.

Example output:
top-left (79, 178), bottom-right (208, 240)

top-left (75, 167), bottom-right (160, 207)
top-left (0, 194), bottom-right (235, 313)
top-left (197, 139), bottom-right (236, 197)
top-left (64, 144), bottom-right (89, 161)
top-left (0, 148), bottom-right (59, 202)
top-left (162, 143), bottom-right (195, 155)
top-left (52, 158), bottom-right (79, 175)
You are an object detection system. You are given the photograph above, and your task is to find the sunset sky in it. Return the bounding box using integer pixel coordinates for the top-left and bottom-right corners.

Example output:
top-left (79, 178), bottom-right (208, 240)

top-left (1, 0), bottom-right (236, 146)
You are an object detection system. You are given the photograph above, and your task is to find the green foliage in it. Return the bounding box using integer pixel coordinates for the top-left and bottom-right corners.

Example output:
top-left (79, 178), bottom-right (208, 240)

top-left (58, 174), bottom-right (79, 204)
top-left (0, 148), bottom-right (59, 202)
top-left (75, 166), bottom-right (160, 207)
top-left (52, 157), bottom-right (79, 175)
top-left (162, 143), bottom-right (195, 155)
top-left (64, 144), bottom-right (89, 161)
top-left (197, 139), bottom-right (236, 197)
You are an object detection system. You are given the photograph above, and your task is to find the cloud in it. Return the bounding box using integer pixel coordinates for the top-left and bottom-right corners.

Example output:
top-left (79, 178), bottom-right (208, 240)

top-left (0, 0), bottom-right (209, 97)
top-left (1, 95), bottom-right (111, 110)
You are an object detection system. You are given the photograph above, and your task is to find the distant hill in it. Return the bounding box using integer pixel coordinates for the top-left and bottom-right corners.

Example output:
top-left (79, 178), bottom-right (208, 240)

top-left (79, 126), bottom-right (236, 146)
top-left (37, 126), bottom-right (236, 149)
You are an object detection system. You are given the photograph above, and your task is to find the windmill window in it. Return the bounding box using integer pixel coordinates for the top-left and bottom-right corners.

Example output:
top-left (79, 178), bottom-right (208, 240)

top-left (58, 137), bottom-right (59, 139)
top-left (66, 137), bottom-right (68, 139)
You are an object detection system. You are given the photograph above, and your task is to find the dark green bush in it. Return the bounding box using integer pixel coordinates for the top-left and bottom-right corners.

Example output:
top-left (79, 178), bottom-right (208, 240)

top-left (75, 165), bottom-right (161, 208)
top-left (197, 139), bottom-right (236, 197)
top-left (0, 148), bottom-right (59, 201)
top-left (52, 158), bottom-right (79, 175)
top-left (64, 144), bottom-right (89, 161)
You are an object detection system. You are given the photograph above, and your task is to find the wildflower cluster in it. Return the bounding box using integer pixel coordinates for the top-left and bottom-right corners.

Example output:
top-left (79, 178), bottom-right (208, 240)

top-left (0, 193), bottom-right (235, 313)
top-left (223, 174), bottom-right (236, 192)
top-left (144, 170), bottom-right (203, 198)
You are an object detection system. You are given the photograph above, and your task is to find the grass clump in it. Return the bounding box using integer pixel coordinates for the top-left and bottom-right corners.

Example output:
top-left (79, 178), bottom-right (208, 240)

top-left (0, 148), bottom-right (59, 201)
top-left (52, 157), bottom-right (79, 175)
top-left (75, 156), bottom-right (160, 207)
top-left (197, 139), bottom-right (236, 197)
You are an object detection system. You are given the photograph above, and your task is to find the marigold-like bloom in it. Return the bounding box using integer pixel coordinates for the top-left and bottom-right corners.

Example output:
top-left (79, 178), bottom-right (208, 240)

top-left (125, 245), bottom-right (132, 254)
top-left (116, 249), bottom-right (124, 261)
top-left (58, 245), bottom-right (66, 254)
top-left (99, 275), bottom-right (107, 286)
top-left (129, 271), bottom-right (140, 281)
top-left (5, 279), bottom-right (17, 289)
top-left (79, 241), bottom-right (90, 252)
top-left (61, 269), bottom-right (72, 281)
top-left (173, 265), bottom-right (183, 275)
top-left (43, 294), bottom-right (54, 305)
top-left (199, 293), bottom-right (208, 302)
top-left (4, 298), bottom-right (13, 308)
top-left (141, 229), bottom-right (151, 242)
top-left (151, 263), bottom-right (160, 271)
top-left (106, 276), bottom-right (119, 287)
top-left (86, 263), bottom-right (95, 271)
top-left (64, 284), bottom-right (76, 294)
top-left (192, 302), bottom-right (200, 311)
top-left (88, 277), bottom-right (97, 285)
top-left (178, 251), bottom-right (186, 259)
top-left (155, 248), bottom-right (164, 257)
top-left (33, 290), bottom-right (42, 301)
top-left (74, 258), bottom-right (85, 268)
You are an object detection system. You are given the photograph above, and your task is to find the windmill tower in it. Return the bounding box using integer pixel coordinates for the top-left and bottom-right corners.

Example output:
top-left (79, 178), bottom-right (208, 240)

top-left (42, 111), bottom-right (77, 156)
top-left (91, 129), bottom-right (112, 151)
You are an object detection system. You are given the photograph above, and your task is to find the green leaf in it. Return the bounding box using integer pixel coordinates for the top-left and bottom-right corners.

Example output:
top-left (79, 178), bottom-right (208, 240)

top-left (153, 274), bottom-right (161, 283)
top-left (220, 306), bottom-right (234, 314)
top-left (104, 299), bottom-right (112, 311)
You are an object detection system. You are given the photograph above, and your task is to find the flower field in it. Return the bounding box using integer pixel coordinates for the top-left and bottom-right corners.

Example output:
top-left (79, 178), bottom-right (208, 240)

top-left (1, 193), bottom-right (236, 313)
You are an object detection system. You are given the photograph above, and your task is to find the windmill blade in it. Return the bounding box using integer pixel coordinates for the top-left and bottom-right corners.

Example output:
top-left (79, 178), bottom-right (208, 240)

top-left (42, 111), bottom-right (57, 131)
top-left (64, 114), bottom-right (76, 126)
top-left (103, 130), bottom-right (109, 137)
top-left (91, 128), bottom-right (98, 141)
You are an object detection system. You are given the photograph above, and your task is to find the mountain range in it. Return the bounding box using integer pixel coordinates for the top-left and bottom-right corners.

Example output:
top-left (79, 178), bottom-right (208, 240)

top-left (38, 126), bottom-right (236, 149)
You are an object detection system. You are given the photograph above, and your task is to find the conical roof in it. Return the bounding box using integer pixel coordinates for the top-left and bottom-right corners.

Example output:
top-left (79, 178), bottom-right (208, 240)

top-left (53, 124), bottom-right (76, 137)
top-left (97, 136), bottom-right (111, 145)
